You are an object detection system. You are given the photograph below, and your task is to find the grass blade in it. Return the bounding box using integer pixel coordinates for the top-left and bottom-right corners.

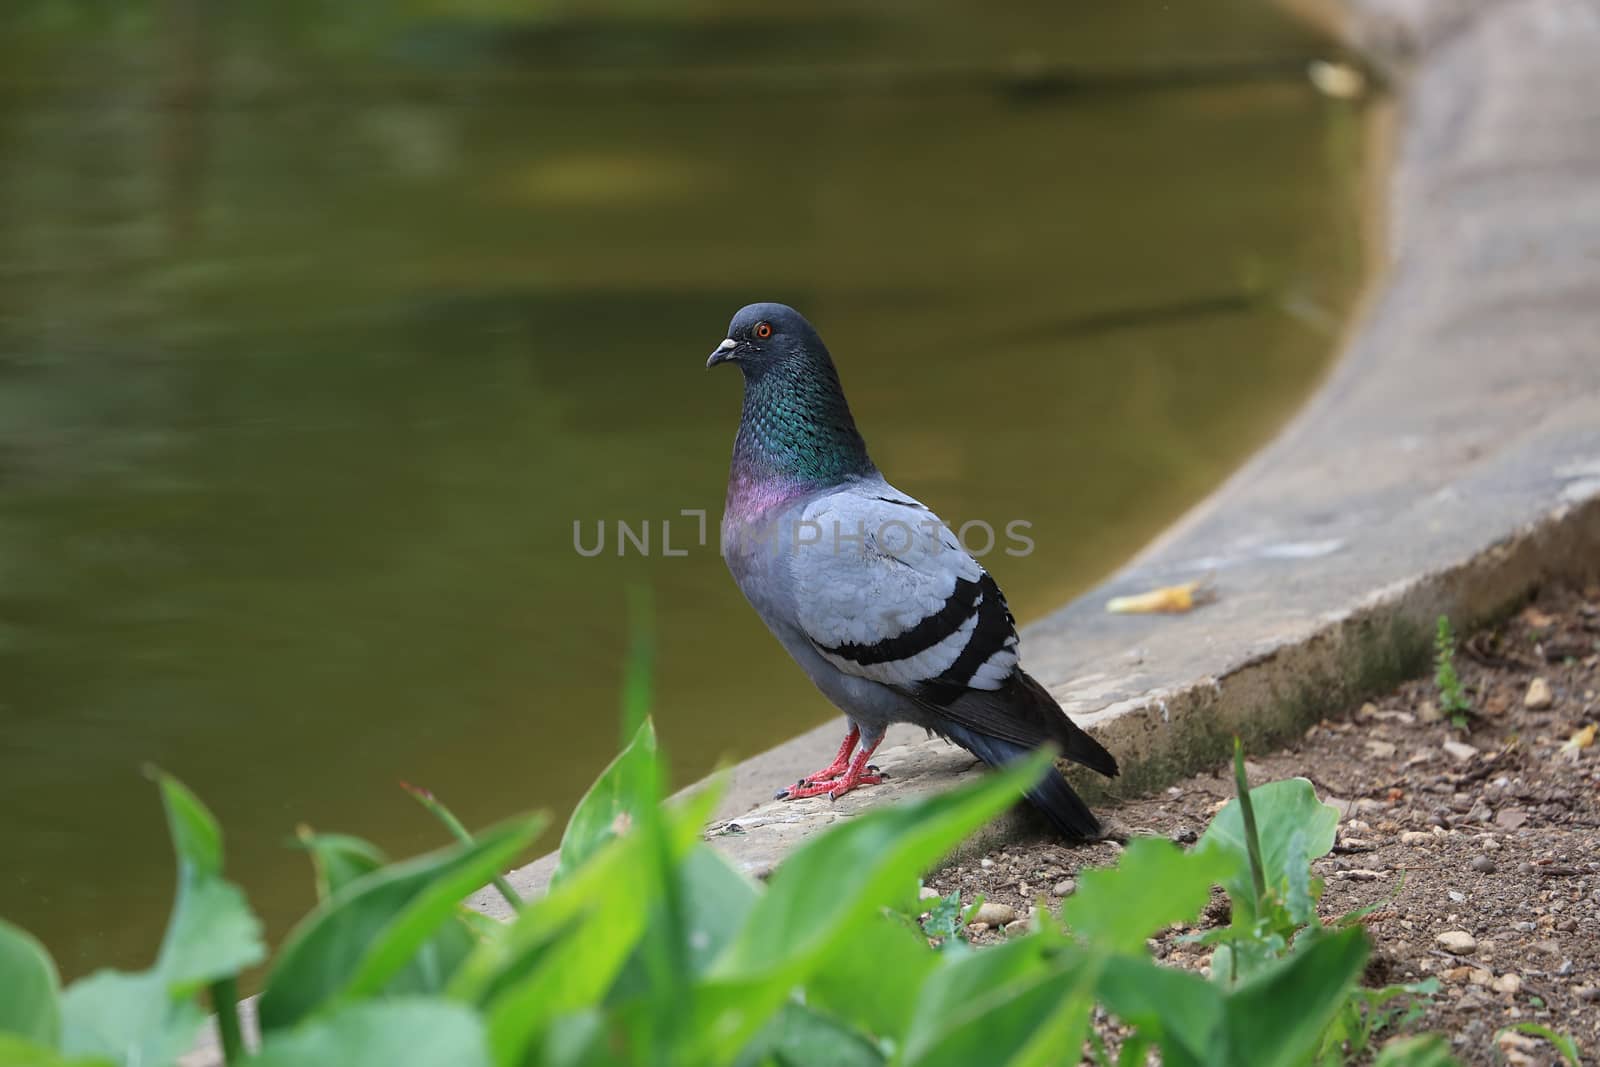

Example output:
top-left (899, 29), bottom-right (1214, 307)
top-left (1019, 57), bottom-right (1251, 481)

top-left (401, 782), bottom-right (523, 913)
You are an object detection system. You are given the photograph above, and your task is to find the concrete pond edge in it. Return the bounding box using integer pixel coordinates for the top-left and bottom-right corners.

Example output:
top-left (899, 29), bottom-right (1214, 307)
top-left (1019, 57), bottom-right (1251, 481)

top-left (469, 0), bottom-right (1600, 900)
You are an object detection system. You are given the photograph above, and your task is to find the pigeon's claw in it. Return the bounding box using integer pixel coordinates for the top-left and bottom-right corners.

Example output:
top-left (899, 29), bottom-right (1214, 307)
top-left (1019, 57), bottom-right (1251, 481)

top-left (775, 735), bottom-right (885, 801)
top-left (795, 726), bottom-right (860, 786)
top-left (777, 772), bottom-right (885, 801)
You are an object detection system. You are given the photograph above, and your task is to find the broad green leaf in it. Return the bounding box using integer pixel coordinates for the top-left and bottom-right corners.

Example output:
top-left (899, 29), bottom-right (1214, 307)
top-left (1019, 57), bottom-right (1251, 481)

top-left (551, 718), bottom-right (658, 887)
top-left (1199, 779), bottom-right (1337, 922)
top-left (1219, 926), bottom-right (1368, 1067)
top-left (1371, 1034), bottom-right (1460, 1067)
top-left (259, 812), bottom-right (545, 1031)
top-left (736, 1003), bottom-right (886, 1067)
top-left (0, 919), bottom-right (61, 1047)
top-left (1095, 955), bottom-right (1220, 1067)
top-left (59, 969), bottom-right (204, 1067)
top-left (716, 752), bottom-right (1049, 979)
top-left (607, 844), bottom-right (760, 1002)
top-left (0, 1034), bottom-right (112, 1067)
top-left (380, 916), bottom-right (478, 997)
top-left (685, 753), bottom-right (1050, 1063)
top-left (893, 936), bottom-right (1096, 1067)
top-left (665, 845), bottom-right (758, 976)
top-left (155, 774), bottom-right (223, 880)
top-left (806, 914), bottom-right (937, 1042)
top-left (159, 878), bottom-right (267, 993)
top-left (295, 830), bottom-right (482, 997)
top-left (295, 832), bottom-right (387, 901)
top-left (249, 999), bottom-right (491, 1067)
top-left (150, 773), bottom-right (266, 994)
top-left (541, 1011), bottom-right (616, 1067)
top-left (1283, 829), bottom-right (1317, 926)
top-left (467, 786), bottom-right (723, 1067)
top-left (1060, 837), bottom-right (1228, 953)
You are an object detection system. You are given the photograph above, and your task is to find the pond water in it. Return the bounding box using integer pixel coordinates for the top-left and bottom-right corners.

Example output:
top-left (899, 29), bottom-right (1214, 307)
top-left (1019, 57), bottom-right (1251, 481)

top-left (0, 2), bottom-right (1367, 978)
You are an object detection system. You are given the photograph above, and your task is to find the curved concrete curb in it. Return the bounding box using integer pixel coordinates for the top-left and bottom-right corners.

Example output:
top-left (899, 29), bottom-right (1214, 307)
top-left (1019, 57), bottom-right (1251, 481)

top-left (455, 0), bottom-right (1600, 907)
top-left (643, 0), bottom-right (1600, 888)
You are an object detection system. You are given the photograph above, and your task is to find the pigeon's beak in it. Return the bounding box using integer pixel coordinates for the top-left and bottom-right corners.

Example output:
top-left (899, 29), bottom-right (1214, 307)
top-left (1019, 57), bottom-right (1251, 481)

top-left (706, 338), bottom-right (739, 369)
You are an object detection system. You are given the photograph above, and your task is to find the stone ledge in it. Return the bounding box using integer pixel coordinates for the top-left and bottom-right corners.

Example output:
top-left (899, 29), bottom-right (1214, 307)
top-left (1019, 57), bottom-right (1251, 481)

top-left (646, 0), bottom-right (1600, 888)
top-left (468, 0), bottom-right (1600, 903)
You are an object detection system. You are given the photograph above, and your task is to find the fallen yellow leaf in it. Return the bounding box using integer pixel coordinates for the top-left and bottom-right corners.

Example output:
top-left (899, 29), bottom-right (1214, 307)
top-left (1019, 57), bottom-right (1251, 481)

top-left (1558, 723), bottom-right (1596, 760)
top-left (1106, 579), bottom-right (1215, 615)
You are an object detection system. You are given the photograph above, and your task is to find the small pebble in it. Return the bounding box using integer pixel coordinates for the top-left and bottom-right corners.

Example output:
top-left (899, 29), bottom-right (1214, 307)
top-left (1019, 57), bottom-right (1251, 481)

top-left (1442, 739), bottom-right (1479, 762)
top-left (1492, 973), bottom-right (1522, 995)
top-left (1003, 918), bottom-right (1030, 936)
top-left (1524, 677), bottom-right (1554, 710)
top-left (1576, 986), bottom-right (1600, 1002)
top-left (1470, 855), bottom-right (1497, 873)
top-left (1436, 930), bottom-right (1478, 955)
top-left (1448, 891), bottom-right (1467, 903)
top-left (969, 901), bottom-right (1016, 926)
top-left (1052, 878), bottom-right (1077, 898)
top-left (919, 885), bottom-right (942, 901)
top-left (1401, 831), bottom-right (1434, 846)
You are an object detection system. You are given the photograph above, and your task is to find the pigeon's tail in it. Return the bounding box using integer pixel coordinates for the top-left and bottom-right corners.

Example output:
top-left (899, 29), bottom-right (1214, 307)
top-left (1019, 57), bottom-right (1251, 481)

top-left (1011, 671), bottom-right (1120, 779)
top-left (919, 671), bottom-right (1118, 841)
top-left (938, 722), bottom-right (1104, 840)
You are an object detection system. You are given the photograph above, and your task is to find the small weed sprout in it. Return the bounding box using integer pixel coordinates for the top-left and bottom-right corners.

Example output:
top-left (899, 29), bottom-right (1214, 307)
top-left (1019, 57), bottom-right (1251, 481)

top-left (1433, 616), bottom-right (1473, 728)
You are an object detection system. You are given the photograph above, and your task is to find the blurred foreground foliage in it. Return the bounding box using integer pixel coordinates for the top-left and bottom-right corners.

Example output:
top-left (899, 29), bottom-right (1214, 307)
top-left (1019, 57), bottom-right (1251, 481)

top-left (1, 664), bottom-right (1493, 1065)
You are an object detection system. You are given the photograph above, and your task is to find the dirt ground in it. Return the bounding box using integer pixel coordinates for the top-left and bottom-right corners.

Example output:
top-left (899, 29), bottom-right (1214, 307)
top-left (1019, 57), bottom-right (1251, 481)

top-left (926, 583), bottom-right (1600, 1065)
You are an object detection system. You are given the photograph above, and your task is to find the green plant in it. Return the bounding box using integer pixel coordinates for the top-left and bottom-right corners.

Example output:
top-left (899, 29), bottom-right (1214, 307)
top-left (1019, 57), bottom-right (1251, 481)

top-left (1433, 616), bottom-right (1473, 727)
top-left (1495, 1022), bottom-right (1584, 1065)
top-left (0, 663), bottom-right (1474, 1066)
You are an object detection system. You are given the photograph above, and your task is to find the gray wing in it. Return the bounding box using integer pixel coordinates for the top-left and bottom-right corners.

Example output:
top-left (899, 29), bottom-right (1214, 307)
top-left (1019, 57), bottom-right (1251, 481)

top-left (788, 486), bottom-right (1019, 702)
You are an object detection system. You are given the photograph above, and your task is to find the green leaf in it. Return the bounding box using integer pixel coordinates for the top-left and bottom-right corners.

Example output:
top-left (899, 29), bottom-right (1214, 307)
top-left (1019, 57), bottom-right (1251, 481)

top-left (1372, 1034), bottom-right (1461, 1067)
top-left (294, 831), bottom-right (387, 901)
top-left (460, 785), bottom-right (723, 1067)
top-left (1200, 779), bottom-right (1338, 922)
top-left (717, 752), bottom-right (1049, 979)
top-left (893, 933), bottom-right (1096, 1067)
top-left (0, 1034), bottom-right (112, 1067)
top-left (608, 844), bottom-right (760, 1002)
top-left (58, 969), bottom-right (204, 1066)
top-left (293, 830), bottom-right (482, 998)
top-left (154, 773), bottom-right (223, 880)
top-left (551, 718), bottom-right (658, 888)
top-left (1094, 955), bottom-right (1221, 1067)
top-left (248, 999), bottom-right (491, 1067)
top-left (1219, 926), bottom-right (1369, 1067)
top-left (673, 753), bottom-right (1048, 1066)
top-left (1283, 830), bottom-right (1317, 926)
top-left (737, 1003), bottom-right (886, 1067)
top-left (150, 772), bottom-right (266, 994)
top-left (159, 878), bottom-right (267, 993)
top-left (0, 919), bottom-right (61, 1047)
top-left (806, 914), bottom-right (937, 1042)
top-left (258, 812), bottom-right (546, 1031)
top-left (1061, 837), bottom-right (1229, 953)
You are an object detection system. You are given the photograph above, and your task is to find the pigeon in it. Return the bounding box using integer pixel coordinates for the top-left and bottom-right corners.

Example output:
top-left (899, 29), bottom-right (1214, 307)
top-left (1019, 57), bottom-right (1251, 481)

top-left (707, 302), bottom-right (1119, 839)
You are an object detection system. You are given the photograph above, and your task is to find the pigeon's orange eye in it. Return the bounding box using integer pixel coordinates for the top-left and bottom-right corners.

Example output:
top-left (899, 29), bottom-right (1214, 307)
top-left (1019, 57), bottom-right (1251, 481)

top-left (754, 321), bottom-right (773, 340)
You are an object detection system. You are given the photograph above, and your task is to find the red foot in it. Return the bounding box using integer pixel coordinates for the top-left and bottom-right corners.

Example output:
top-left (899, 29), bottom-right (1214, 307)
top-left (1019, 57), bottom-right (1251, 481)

top-left (776, 737), bottom-right (885, 801)
top-left (796, 727), bottom-right (859, 784)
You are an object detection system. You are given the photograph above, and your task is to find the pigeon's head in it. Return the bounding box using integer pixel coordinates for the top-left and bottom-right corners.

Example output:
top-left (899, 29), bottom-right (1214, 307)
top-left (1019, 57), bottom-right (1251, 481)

top-left (706, 303), bottom-right (828, 375)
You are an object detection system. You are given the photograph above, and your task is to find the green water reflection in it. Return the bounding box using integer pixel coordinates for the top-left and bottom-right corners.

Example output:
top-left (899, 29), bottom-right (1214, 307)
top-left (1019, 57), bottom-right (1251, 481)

top-left (0, 2), bottom-right (1366, 977)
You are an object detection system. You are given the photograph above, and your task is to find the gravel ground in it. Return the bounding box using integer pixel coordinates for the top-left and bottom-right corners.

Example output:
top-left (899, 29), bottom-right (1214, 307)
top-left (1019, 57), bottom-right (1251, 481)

top-left (926, 582), bottom-right (1600, 1065)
